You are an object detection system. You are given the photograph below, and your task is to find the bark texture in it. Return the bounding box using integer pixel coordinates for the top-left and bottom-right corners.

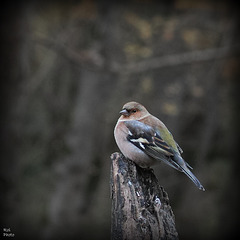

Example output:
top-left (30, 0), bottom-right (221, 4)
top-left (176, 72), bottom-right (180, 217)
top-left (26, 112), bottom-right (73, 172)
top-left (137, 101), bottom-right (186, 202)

top-left (111, 152), bottom-right (178, 240)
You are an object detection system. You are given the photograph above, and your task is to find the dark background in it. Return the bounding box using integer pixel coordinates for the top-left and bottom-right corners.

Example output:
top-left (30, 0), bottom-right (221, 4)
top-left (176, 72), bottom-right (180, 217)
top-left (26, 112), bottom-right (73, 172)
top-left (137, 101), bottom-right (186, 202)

top-left (1, 0), bottom-right (240, 239)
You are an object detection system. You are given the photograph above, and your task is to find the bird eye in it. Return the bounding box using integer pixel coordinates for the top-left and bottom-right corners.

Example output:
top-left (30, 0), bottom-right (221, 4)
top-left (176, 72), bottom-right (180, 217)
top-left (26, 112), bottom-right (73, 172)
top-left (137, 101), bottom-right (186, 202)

top-left (132, 109), bottom-right (137, 113)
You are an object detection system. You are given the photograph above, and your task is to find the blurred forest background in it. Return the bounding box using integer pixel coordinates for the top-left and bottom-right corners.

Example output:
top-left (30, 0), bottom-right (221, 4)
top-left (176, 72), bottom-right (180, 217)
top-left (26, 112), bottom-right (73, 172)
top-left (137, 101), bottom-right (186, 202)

top-left (1, 0), bottom-right (240, 239)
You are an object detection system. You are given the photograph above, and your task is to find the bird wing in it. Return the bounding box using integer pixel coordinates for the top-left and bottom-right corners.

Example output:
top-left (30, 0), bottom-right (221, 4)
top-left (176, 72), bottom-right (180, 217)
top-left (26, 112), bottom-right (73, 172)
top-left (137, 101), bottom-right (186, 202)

top-left (124, 120), bottom-right (204, 189)
top-left (174, 141), bottom-right (192, 169)
top-left (124, 120), bottom-right (183, 171)
top-left (176, 142), bottom-right (183, 154)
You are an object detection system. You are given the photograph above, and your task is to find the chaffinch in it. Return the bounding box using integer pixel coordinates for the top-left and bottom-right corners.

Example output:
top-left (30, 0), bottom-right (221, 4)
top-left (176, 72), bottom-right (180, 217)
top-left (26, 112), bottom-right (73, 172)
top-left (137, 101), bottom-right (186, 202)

top-left (114, 101), bottom-right (205, 191)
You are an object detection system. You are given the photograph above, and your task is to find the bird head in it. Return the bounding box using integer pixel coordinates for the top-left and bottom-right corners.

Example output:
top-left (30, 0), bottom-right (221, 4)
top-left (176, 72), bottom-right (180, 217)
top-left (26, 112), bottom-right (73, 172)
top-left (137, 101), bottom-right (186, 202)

top-left (119, 101), bottom-right (150, 121)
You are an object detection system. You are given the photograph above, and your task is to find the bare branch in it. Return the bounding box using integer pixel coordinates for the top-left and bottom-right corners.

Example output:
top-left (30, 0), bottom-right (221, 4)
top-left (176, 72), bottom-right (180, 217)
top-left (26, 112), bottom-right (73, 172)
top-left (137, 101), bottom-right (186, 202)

top-left (35, 36), bottom-right (240, 74)
top-left (113, 45), bottom-right (240, 74)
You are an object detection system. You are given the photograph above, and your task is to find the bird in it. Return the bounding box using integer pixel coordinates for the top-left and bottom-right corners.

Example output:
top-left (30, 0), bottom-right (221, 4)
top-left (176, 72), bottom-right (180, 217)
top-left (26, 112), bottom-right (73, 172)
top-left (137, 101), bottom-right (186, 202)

top-left (114, 101), bottom-right (205, 191)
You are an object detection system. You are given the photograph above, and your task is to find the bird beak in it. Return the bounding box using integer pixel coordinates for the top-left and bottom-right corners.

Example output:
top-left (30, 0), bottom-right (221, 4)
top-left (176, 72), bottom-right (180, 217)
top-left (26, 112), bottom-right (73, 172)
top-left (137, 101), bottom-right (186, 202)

top-left (119, 109), bottom-right (129, 116)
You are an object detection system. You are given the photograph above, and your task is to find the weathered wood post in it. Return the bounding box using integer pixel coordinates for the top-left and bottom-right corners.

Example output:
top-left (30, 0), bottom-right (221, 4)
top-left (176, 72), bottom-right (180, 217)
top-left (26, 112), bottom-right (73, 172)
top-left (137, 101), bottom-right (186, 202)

top-left (111, 152), bottom-right (178, 240)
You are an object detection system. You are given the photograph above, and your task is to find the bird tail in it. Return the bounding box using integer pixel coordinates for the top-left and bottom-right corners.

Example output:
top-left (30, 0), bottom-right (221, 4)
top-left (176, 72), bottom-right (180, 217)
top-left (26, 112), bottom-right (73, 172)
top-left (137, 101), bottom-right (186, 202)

top-left (174, 155), bottom-right (205, 191)
top-left (181, 166), bottom-right (205, 191)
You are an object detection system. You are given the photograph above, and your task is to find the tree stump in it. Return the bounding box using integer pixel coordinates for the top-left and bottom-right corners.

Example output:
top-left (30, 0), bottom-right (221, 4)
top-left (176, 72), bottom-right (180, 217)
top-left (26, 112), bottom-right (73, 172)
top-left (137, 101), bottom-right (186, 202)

top-left (110, 152), bottom-right (178, 240)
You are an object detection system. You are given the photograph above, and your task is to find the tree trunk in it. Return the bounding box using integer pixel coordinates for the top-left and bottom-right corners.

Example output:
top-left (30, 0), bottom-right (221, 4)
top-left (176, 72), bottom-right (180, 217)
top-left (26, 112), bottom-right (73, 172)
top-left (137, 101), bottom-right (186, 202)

top-left (110, 152), bottom-right (178, 240)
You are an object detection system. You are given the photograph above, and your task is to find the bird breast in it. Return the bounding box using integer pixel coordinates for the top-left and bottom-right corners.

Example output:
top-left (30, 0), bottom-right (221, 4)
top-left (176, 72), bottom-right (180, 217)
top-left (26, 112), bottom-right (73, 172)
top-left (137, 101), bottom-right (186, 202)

top-left (114, 121), bottom-right (156, 168)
